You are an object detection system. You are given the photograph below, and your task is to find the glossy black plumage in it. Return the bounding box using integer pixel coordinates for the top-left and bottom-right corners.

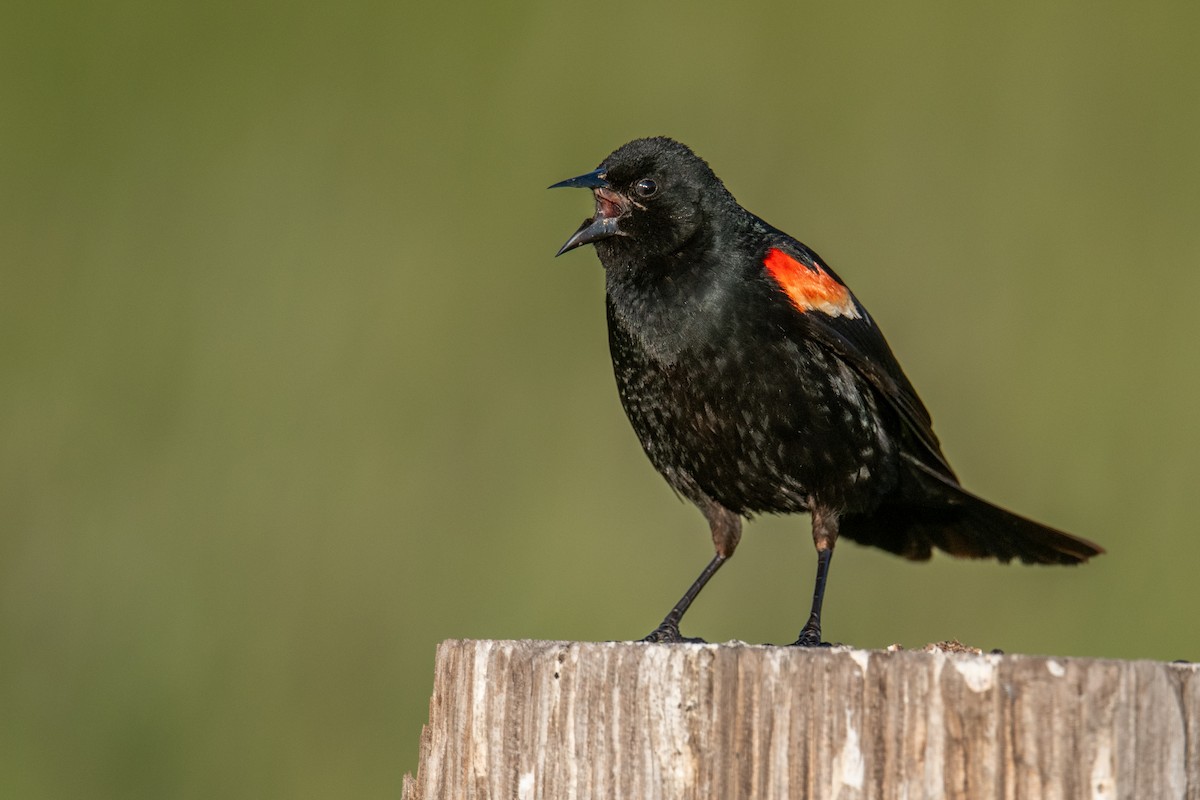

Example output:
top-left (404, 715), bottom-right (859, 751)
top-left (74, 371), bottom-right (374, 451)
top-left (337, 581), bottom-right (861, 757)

top-left (552, 137), bottom-right (1102, 645)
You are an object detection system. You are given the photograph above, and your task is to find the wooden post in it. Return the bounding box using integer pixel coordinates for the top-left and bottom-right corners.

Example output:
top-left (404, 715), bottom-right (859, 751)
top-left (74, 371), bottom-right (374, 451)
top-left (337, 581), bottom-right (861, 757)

top-left (402, 639), bottom-right (1199, 800)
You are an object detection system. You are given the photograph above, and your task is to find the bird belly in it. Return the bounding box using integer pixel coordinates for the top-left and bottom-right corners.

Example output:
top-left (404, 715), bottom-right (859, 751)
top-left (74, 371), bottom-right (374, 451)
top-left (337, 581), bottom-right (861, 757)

top-left (611, 331), bottom-right (899, 516)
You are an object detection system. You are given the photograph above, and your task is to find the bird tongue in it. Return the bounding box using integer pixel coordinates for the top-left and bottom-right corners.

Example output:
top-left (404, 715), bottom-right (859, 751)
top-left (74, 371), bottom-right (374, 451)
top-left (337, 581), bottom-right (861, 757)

top-left (594, 188), bottom-right (627, 220)
top-left (553, 188), bottom-right (628, 256)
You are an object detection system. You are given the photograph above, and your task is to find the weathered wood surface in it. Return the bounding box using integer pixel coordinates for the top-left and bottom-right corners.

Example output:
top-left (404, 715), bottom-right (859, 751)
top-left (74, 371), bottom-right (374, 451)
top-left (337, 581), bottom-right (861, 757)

top-left (402, 639), bottom-right (1199, 800)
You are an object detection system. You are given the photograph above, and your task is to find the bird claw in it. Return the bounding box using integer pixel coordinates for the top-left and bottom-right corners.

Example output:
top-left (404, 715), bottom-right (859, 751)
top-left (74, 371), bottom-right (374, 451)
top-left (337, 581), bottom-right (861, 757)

top-left (790, 626), bottom-right (832, 648)
top-left (641, 622), bottom-right (706, 644)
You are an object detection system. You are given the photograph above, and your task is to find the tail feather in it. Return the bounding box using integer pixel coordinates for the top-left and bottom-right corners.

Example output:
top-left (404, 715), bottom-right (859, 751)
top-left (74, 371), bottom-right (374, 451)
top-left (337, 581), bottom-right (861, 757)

top-left (840, 455), bottom-right (1104, 565)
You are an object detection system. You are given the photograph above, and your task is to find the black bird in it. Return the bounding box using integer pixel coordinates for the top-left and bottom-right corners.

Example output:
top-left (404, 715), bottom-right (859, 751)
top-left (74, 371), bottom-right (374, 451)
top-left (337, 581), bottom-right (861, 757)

top-left (551, 137), bottom-right (1102, 645)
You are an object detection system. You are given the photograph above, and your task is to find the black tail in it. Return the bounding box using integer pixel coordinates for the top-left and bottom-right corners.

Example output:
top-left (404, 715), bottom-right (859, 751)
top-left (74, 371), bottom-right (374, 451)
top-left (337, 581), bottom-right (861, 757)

top-left (840, 455), bottom-right (1104, 564)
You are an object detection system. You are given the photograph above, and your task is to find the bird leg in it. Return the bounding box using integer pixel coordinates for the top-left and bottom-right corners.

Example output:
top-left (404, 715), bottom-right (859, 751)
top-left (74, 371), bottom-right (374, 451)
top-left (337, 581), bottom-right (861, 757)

top-left (641, 553), bottom-right (726, 643)
top-left (793, 508), bottom-right (838, 647)
top-left (642, 501), bottom-right (741, 644)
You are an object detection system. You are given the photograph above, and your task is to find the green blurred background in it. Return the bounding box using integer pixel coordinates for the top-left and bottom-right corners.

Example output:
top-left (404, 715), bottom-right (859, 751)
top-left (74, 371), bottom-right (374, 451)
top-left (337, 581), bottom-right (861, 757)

top-left (3, 0), bottom-right (1198, 796)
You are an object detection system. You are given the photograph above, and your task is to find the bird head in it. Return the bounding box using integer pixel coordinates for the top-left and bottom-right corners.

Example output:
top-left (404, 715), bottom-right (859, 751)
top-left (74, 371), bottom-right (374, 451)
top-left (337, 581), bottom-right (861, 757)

top-left (550, 137), bottom-right (732, 260)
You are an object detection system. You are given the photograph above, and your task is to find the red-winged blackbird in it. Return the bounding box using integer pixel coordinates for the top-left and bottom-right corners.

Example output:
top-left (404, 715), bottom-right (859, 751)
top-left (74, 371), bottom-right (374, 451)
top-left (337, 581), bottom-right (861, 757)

top-left (551, 137), bottom-right (1103, 645)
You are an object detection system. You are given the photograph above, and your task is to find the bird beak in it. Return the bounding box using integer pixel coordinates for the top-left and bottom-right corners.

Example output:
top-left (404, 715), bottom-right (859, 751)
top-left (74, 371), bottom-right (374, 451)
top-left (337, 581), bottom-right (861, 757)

top-left (548, 167), bottom-right (609, 191)
top-left (549, 168), bottom-right (626, 256)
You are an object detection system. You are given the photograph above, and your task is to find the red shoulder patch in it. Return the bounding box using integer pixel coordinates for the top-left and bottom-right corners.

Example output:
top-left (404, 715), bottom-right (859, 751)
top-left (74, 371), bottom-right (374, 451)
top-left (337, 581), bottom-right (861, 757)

top-left (763, 248), bottom-right (860, 318)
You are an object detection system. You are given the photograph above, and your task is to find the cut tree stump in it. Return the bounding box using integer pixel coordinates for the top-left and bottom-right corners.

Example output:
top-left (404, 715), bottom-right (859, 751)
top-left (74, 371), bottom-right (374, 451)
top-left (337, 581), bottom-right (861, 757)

top-left (401, 639), bottom-right (1199, 800)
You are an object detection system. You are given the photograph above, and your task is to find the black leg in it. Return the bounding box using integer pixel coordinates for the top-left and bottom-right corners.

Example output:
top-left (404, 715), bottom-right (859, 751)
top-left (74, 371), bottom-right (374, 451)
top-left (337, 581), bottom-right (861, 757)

top-left (641, 553), bottom-right (727, 643)
top-left (792, 546), bottom-right (833, 647)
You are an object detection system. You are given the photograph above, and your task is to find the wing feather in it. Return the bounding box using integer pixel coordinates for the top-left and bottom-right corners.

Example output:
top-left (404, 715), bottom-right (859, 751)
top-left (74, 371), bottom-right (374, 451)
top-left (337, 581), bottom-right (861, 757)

top-left (764, 240), bottom-right (955, 480)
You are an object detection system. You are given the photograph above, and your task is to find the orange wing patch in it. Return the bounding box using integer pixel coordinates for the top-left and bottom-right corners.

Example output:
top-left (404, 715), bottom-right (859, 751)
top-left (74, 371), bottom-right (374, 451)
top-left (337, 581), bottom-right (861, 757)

top-left (763, 248), bottom-right (860, 318)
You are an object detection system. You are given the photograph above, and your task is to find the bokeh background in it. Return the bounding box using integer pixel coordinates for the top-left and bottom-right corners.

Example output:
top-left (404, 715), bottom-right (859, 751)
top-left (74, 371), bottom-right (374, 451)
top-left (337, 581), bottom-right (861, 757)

top-left (4, 1), bottom-right (1199, 796)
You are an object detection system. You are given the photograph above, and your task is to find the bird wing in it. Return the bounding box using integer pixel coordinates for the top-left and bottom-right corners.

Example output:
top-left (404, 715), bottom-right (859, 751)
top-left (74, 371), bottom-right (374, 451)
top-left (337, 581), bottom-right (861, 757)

top-left (759, 241), bottom-right (957, 481)
top-left (757, 238), bottom-right (1104, 564)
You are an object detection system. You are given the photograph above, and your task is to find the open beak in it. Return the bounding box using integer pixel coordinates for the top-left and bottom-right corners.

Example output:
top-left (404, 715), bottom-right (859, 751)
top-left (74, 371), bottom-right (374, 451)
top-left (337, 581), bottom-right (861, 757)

top-left (549, 168), bottom-right (627, 256)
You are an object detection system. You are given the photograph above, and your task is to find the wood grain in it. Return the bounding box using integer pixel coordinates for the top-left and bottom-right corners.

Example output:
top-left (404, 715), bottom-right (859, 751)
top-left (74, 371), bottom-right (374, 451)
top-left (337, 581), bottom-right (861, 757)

top-left (402, 640), bottom-right (1199, 799)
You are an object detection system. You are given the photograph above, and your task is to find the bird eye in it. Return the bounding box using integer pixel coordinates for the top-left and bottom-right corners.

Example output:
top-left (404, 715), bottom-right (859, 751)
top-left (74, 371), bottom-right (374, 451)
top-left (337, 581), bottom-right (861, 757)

top-left (634, 178), bottom-right (658, 198)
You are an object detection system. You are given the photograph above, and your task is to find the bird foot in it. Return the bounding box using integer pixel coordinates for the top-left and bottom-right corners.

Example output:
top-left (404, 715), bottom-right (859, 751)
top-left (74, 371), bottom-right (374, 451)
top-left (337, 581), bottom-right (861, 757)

top-left (790, 626), bottom-right (832, 648)
top-left (641, 622), bottom-right (706, 644)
